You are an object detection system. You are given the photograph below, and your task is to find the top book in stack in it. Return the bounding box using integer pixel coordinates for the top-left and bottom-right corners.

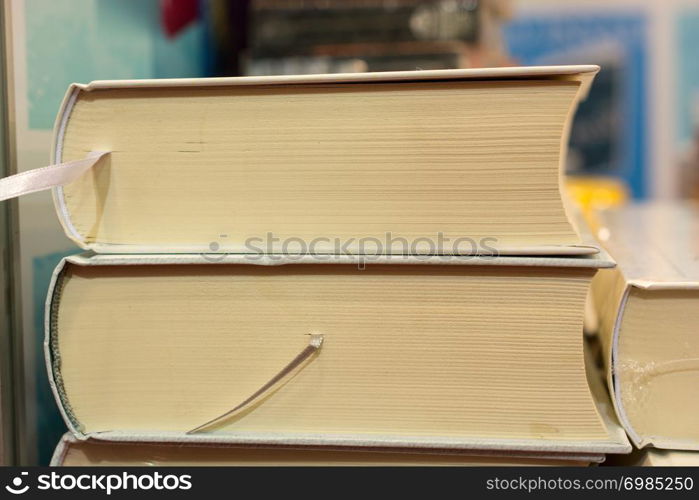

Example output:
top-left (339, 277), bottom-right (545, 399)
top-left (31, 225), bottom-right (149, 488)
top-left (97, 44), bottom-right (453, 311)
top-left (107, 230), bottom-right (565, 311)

top-left (52, 66), bottom-right (599, 255)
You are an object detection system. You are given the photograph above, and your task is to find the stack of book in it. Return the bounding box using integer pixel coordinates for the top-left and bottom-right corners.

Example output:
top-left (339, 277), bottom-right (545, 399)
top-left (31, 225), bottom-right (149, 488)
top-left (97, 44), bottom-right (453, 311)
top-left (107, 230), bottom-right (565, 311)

top-left (2, 66), bottom-right (633, 465)
top-left (244, 0), bottom-right (512, 74)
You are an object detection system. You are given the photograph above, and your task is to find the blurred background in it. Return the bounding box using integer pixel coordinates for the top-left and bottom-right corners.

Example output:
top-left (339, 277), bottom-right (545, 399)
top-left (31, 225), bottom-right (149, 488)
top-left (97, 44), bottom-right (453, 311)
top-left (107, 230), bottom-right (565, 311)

top-left (0, 0), bottom-right (697, 465)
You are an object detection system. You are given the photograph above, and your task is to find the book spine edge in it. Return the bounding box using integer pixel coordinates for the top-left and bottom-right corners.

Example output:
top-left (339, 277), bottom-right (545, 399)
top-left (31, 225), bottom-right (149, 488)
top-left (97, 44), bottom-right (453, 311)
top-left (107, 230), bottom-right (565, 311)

top-left (51, 84), bottom-right (90, 250)
top-left (44, 257), bottom-right (86, 439)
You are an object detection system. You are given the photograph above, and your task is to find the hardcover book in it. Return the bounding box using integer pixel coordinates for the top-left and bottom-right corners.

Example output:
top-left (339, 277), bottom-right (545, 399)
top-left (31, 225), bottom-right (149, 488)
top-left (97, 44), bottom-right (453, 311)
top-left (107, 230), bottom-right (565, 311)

top-left (47, 66), bottom-right (599, 255)
top-left (46, 252), bottom-right (629, 460)
top-left (590, 203), bottom-right (699, 450)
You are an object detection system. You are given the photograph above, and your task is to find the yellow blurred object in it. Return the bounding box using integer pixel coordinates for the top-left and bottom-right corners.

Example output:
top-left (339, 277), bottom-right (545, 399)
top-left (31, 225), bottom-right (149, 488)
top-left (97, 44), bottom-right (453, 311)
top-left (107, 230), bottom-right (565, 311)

top-left (565, 176), bottom-right (629, 232)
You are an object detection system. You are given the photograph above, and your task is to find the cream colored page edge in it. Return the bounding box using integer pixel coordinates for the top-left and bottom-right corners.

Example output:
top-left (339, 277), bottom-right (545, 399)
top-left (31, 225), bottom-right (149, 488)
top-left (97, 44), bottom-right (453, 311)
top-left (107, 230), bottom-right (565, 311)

top-left (45, 254), bottom-right (627, 454)
top-left (50, 68), bottom-right (599, 254)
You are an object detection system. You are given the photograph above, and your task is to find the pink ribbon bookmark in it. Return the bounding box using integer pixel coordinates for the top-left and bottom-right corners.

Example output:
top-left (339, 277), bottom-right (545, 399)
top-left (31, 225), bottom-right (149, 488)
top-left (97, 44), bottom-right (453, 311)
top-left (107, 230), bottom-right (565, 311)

top-left (0, 151), bottom-right (109, 202)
